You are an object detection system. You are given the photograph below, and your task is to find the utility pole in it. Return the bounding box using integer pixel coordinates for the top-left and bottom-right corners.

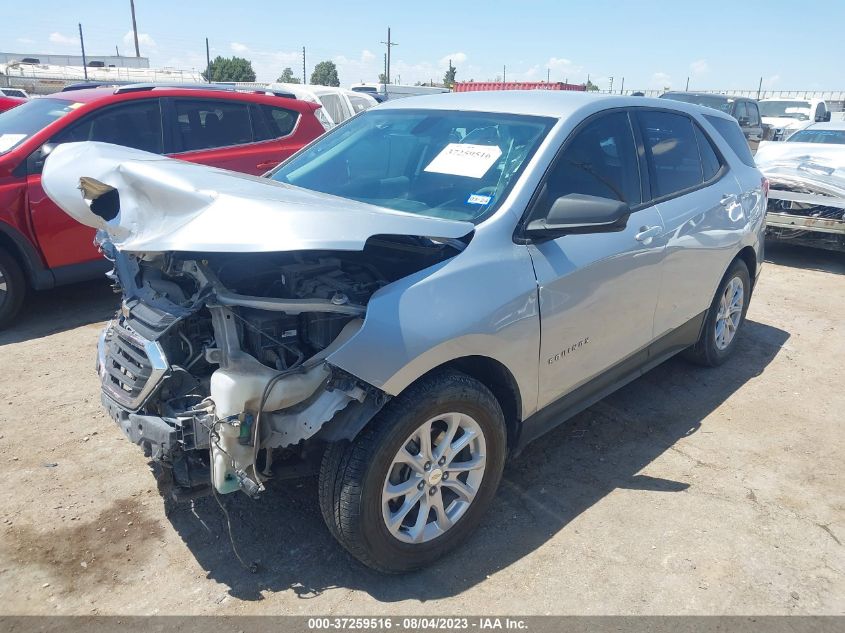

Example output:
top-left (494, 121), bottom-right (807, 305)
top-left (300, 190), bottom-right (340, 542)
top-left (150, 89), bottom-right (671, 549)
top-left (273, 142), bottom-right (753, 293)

top-left (380, 27), bottom-right (397, 83)
top-left (620, 77), bottom-right (624, 94)
top-left (78, 23), bottom-right (88, 80)
top-left (547, 68), bottom-right (550, 83)
top-left (757, 76), bottom-right (763, 100)
top-left (205, 38), bottom-right (211, 82)
top-left (503, 65), bottom-right (506, 83)
top-left (115, 45), bottom-right (120, 56)
top-left (302, 46), bottom-right (306, 84)
top-left (129, 0), bottom-right (140, 57)
top-left (609, 76), bottom-right (614, 93)
top-left (685, 76), bottom-right (690, 91)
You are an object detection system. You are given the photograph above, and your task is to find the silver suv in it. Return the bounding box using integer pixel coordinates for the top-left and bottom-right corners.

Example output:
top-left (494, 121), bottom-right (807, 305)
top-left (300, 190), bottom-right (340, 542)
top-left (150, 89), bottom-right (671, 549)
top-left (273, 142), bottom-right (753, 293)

top-left (43, 92), bottom-right (767, 573)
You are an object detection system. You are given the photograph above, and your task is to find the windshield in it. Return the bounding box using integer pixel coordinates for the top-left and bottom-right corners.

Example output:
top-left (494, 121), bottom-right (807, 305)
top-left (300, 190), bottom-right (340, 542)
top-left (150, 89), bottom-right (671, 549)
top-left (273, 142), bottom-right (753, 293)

top-left (269, 109), bottom-right (554, 223)
top-left (759, 100), bottom-right (811, 120)
top-left (0, 97), bottom-right (78, 154)
top-left (661, 93), bottom-right (732, 113)
top-left (787, 128), bottom-right (845, 145)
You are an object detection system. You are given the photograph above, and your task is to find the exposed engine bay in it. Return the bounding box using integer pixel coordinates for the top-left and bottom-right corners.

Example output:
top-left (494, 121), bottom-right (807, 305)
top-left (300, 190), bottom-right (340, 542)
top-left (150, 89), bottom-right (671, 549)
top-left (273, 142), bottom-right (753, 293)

top-left (97, 236), bottom-right (462, 498)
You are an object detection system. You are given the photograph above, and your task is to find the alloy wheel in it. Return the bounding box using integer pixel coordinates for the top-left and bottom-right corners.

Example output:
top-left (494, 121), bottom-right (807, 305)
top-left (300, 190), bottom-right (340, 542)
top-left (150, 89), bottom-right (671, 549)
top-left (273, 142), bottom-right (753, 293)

top-left (714, 276), bottom-right (744, 350)
top-left (382, 411), bottom-right (487, 544)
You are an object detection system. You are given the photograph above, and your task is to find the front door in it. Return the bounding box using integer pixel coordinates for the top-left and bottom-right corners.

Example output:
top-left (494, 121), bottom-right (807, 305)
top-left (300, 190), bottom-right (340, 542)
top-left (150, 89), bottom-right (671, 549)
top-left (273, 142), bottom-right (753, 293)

top-left (526, 110), bottom-right (665, 409)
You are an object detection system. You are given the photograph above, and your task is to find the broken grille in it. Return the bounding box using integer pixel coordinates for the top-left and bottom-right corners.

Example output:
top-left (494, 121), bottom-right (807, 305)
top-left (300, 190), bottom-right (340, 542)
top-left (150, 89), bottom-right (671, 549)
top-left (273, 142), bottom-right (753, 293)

top-left (100, 320), bottom-right (167, 411)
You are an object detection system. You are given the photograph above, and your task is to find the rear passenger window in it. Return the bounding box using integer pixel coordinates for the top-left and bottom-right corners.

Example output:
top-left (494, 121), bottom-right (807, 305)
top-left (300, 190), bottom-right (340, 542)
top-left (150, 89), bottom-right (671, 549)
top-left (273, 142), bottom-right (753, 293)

top-left (171, 99), bottom-right (253, 152)
top-left (638, 111), bottom-right (703, 198)
top-left (318, 94), bottom-right (350, 125)
top-left (694, 126), bottom-right (722, 181)
top-left (53, 100), bottom-right (163, 153)
top-left (260, 105), bottom-right (298, 137)
top-left (348, 94), bottom-right (373, 114)
top-left (704, 114), bottom-right (756, 167)
top-left (543, 111), bottom-right (641, 208)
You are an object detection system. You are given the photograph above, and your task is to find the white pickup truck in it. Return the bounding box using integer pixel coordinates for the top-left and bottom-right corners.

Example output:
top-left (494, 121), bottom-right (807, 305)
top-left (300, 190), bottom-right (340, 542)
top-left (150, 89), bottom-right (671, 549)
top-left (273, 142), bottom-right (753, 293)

top-left (759, 97), bottom-right (831, 141)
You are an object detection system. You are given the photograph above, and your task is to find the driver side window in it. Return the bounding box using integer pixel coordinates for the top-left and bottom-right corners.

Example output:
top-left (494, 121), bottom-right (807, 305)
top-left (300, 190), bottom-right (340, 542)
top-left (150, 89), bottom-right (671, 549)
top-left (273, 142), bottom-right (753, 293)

top-left (539, 110), bottom-right (641, 216)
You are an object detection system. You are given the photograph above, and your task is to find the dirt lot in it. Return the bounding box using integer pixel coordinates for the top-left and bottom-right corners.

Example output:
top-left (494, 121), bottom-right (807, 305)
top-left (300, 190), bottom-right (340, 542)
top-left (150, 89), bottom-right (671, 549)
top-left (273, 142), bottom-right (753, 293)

top-left (0, 242), bottom-right (842, 615)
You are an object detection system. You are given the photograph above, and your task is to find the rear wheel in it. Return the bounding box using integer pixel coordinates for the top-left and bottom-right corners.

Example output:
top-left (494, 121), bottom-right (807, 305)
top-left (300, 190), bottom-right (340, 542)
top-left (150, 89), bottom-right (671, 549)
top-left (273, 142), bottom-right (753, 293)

top-left (318, 370), bottom-right (506, 573)
top-left (0, 248), bottom-right (26, 330)
top-left (683, 258), bottom-right (750, 367)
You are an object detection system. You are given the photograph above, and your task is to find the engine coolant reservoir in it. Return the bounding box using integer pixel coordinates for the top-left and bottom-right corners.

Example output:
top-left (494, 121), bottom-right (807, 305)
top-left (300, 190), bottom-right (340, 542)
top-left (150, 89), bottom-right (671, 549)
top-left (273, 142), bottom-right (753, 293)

top-left (210, 351), bottom-right (330, 419)
top-left (211, 416), bottom-right (256, 494)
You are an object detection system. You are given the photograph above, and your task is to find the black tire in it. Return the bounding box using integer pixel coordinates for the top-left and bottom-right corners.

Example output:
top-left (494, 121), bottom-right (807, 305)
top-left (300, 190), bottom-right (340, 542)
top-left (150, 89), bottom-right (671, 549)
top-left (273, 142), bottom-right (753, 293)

top-left (318, 370), bottom-right (507, 573)
top-left (0, 248), bottom-right (26, 330)
top-left (683, 258), bottom-right (751, 367)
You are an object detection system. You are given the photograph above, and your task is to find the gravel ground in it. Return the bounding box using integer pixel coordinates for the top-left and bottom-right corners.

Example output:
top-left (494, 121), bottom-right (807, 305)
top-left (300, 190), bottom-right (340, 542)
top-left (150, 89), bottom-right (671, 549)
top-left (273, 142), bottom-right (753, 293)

top-left (0, 242), bottom-right (842, 615)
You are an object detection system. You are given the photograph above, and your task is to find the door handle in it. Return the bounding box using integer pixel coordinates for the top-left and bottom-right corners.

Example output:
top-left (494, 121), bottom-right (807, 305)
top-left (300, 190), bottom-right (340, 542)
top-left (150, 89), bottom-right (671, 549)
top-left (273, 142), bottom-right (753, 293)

top-left (720, 193), bottom-right (738, 207)
top-left (634, 225), bottom-right (661, 242)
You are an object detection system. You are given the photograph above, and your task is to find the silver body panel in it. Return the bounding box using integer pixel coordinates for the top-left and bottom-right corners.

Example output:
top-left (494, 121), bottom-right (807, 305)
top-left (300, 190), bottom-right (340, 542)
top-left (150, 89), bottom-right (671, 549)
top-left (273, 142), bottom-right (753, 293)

top-left (45, 91), bottom-right (766, 439)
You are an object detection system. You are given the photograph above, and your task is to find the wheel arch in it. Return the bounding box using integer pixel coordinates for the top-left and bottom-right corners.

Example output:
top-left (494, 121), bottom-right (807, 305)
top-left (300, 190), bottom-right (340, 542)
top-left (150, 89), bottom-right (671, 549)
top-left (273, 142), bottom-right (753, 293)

top-left (409, 355), bottom-right (523, 452)
top-left (0, 222), bottom-right (53, 290)
top-left (736, 245), bottom-right (757, 287)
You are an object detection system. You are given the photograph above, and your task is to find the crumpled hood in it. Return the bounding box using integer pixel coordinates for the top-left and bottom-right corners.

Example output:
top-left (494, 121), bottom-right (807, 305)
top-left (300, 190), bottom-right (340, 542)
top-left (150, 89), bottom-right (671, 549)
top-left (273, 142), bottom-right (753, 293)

top-left (755, 141), bottom-right (845, 198)
top-left (42, 142), bottom-right (474, 253)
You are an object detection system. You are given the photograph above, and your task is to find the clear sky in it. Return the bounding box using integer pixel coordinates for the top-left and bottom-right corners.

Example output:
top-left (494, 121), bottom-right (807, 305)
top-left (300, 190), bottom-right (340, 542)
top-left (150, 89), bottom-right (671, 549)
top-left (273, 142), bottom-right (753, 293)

top-left (2, 0), bottom-right (841, 90)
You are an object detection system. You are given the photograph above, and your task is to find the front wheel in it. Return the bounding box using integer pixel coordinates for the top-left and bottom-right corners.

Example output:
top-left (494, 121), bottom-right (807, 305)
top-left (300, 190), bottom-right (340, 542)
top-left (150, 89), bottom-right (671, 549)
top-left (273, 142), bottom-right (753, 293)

top-left (318, 370), bottom-right (507, 573)
top-left (683, 258), bottom-right (751, 367)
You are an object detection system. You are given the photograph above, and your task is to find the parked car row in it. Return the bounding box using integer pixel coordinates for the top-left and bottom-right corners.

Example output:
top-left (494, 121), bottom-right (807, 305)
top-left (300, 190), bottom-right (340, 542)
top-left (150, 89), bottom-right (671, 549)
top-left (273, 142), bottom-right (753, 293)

top-left (659, 91), bottom-right (832, 149)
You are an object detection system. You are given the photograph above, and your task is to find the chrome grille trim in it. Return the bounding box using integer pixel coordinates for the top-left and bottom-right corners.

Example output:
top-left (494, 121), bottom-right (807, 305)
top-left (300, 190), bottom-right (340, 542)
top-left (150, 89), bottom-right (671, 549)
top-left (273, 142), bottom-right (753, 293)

top-left (97, 318), bottom-right (168, 412)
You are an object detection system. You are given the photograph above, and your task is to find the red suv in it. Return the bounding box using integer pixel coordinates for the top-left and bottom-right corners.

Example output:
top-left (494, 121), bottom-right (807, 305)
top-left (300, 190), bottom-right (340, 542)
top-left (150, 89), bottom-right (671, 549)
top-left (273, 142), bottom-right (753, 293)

top-left (0, 85), bottom-right (326, 328)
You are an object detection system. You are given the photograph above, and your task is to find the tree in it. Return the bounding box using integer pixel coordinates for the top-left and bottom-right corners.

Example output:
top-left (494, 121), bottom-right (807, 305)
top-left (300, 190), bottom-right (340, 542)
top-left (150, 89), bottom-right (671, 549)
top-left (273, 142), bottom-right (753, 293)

top-left (443, 60), bottom-right (457, 89)
top-left (311, 60), bottom-right (340, 87)
top-left (378, 72), bottom-right (388, 84)
top-left (202, 56), bottom-right (256, 82)
top-left (276, 67), bottom-right (300, 84)
top-left (584, 79), bottom-right (600, 91)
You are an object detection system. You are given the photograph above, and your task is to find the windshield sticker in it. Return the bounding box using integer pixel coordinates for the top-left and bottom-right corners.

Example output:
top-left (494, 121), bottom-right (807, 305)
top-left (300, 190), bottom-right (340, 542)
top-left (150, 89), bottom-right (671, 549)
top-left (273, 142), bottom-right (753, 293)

top-left (424, 143), bottom-right (502, 178)
top-left (0, 134), bottom-right (27, 153)
top-left (467, 193), bottom-right (492, 205)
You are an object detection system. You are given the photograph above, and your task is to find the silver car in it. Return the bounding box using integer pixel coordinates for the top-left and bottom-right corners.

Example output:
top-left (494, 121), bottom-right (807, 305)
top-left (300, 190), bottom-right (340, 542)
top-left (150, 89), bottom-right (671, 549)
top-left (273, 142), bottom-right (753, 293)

top-left (42, 92), bottom-right (767, 572)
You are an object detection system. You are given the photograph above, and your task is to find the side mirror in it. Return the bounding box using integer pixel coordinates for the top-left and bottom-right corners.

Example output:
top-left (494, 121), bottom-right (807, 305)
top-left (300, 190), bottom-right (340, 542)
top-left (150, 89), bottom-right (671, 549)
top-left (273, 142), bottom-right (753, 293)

top-left (26, 142), bottom-right (56, 175)
top-left (737, 117), bottom-right (750, 127)
top-left (524, 193), bottom-right (630, 239)
top-left (818, 111), bottom-right (831, 122)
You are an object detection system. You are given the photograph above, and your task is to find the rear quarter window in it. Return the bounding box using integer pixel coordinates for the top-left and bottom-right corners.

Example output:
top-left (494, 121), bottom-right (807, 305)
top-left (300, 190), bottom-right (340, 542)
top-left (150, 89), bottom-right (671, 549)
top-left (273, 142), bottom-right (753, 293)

top-left (704, 114), bottom-right (755, 167)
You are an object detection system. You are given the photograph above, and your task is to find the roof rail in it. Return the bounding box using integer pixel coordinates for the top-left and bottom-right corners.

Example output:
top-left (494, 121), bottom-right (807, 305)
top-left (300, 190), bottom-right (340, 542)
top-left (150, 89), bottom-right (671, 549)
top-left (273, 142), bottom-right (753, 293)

top-left (113, 82), bottom-right (235, 94)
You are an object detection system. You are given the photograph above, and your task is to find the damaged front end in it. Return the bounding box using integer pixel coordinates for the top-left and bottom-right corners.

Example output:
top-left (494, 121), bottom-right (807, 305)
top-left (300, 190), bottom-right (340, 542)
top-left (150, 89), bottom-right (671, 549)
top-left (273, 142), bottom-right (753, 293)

top-left (756, 142), bottom-right (845, 252)
top-left (97, 248), bottom-right (402, 498)
top-left (43, 142), bottom-right (473, 499)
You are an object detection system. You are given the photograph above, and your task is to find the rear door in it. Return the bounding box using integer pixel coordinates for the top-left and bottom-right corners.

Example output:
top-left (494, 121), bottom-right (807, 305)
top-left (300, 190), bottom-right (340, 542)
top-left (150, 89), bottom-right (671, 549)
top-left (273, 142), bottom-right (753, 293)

top-left (164, 98), bottom-right (303, 174)
top-left (637, 109), bottom-right (745, 338)
top-left (527, 109), bottom-right (666, 409)
top-left (28, 98), bottom-right (164, 269)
